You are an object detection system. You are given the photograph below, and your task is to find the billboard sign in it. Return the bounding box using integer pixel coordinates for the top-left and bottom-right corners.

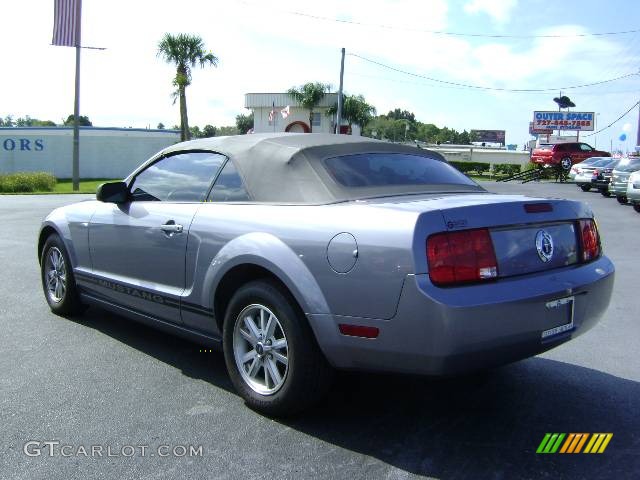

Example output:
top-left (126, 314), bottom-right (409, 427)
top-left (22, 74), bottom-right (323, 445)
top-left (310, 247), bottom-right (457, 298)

top-left (471, 129), bottom-right (505, 144)
top-left (532, 111), bottom-right (595, 131)
top-left (529, 122), bottom-right (549, 135)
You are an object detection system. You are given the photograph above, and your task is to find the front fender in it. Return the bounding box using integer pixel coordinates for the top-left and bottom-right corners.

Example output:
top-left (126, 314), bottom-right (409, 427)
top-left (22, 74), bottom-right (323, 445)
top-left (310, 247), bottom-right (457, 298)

top-left (202, 232), bottom-right (331, 315)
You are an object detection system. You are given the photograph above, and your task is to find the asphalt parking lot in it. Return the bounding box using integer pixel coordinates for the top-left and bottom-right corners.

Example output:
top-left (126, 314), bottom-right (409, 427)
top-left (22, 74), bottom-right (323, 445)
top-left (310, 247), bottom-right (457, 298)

top-left (1, 182), bottom-right (639, 479)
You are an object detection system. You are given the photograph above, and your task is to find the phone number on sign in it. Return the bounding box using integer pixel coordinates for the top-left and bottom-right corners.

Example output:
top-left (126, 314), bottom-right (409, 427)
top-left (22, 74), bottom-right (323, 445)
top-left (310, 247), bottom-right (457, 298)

top-left (536, 120), bottom-right (592, 127)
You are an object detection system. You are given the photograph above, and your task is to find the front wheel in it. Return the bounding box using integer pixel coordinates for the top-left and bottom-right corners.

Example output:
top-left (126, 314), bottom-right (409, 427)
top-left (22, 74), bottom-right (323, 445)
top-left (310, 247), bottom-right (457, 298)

top-left (617, 196), bottom-right (627, 204)
top-left (40, 234), bottom-right (84, 316)
top-left (580, 184), bottom-right (591, 192)
top-left (600, 189), bottom-right (611, 197)
top-left (222, 280), bottom-right (332, 416)
top-left (634, 203), bottom-right (640, 213)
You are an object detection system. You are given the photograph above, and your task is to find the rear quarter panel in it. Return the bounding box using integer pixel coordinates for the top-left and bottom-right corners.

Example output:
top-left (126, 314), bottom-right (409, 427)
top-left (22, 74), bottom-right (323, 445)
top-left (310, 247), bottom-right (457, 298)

top-left (184, 202), bottom-right (424, 326)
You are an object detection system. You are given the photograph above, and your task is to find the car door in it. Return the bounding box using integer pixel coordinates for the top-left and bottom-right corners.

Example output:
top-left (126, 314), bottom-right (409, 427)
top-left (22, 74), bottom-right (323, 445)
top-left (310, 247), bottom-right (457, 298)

top-left (88, 151), bottom-right (226, 323)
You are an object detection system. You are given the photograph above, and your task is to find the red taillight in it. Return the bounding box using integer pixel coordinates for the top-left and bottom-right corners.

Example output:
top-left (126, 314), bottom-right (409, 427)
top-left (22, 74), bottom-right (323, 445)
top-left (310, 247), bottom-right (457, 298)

top-left (427, 228), bottom-right (498, 286)
top-left (579, 219), bottom-right (601, 262)
top-left (338, 324), bottom-right (379, 338)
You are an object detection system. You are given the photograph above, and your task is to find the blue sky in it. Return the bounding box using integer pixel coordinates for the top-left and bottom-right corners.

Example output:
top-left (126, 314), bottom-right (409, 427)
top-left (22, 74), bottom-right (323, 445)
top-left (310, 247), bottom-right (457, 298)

top-left (1, 0), bottom-right (639, 149)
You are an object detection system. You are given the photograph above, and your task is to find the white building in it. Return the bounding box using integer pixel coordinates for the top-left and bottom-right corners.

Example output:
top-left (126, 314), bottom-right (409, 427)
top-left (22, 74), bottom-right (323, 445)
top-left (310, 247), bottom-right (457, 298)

top-left (245, 92), bottom-right (360, 135)
top-left (0, 127), bottom-right (180, 178)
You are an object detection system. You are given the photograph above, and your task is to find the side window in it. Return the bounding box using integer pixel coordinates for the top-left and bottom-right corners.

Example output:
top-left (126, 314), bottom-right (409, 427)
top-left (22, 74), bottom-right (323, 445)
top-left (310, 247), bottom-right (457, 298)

top-left (130, 152), bottom-right (225, 202)
top-left (207, 160), bottom-right (250, 202)
top-left (311, 112), bottom-right (322, 127)
top-left (580, 143), bottom-right (593, 151)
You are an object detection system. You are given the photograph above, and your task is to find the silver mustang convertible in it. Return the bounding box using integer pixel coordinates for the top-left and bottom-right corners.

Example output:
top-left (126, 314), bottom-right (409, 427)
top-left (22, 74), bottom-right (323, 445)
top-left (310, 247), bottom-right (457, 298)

top-left (38, 133), bottom-right (614, 415)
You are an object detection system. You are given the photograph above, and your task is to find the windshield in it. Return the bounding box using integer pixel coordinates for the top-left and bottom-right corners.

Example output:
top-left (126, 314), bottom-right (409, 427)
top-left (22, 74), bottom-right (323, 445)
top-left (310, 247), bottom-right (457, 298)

top-left (615, 159), bottom-right (640, 172)
top-left (324, 153), bottom-right (477, 188)
top-left (590, 158), bottom-right (617, 168)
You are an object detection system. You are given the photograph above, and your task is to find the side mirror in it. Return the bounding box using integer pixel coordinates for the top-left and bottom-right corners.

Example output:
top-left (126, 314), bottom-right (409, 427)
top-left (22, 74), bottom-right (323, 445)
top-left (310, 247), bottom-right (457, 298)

top-left (96, 181), bottom-right (129, 203)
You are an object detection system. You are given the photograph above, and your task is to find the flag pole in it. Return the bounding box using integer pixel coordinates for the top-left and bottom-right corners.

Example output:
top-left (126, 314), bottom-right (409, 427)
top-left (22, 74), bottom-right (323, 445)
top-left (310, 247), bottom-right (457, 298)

top-left (336, 48), bottom-right (345, 134)
top-left (72, 0), bottom-right (82, 192)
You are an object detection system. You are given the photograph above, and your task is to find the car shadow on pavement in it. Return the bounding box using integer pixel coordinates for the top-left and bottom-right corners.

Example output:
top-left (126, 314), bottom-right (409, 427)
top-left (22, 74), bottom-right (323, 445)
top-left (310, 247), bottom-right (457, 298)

top-left (76, 307), bottom-right (639, 478)
top-left (75, 307), bottom-right (235, 393)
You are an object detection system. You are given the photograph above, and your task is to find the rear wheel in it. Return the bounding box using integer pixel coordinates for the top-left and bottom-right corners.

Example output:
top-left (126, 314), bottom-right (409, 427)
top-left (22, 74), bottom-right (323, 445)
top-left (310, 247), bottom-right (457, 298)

top-left (560, 157), bottom-right (573, 171)
top-left (634, 203), bottom-right (640, 213)
top-left (600, 189), bottom-right (611, 197)
top-left (617, 196), bottom-right (627, 204)
top-left (40, 234), bottom-right (84, 316)
top-left (222, 280), bottom-right (332, 416)
top-left (580, 184), bottom-right (591, 192)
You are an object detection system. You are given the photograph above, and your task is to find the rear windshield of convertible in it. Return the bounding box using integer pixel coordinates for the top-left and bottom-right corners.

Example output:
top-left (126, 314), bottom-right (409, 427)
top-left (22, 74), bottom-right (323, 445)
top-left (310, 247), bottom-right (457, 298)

top-left (324, 153), bottom-right (476, 188)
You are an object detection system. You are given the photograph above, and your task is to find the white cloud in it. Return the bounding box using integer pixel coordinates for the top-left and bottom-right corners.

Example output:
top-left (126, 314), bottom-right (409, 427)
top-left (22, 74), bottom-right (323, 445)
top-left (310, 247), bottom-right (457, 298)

top-left (463, 0), bottom-right (518, 24)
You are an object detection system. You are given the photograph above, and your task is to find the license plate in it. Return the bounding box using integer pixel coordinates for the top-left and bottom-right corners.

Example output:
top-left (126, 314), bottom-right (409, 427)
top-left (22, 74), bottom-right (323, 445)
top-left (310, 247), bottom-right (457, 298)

top-left (541, 296), bottom-right (575, 339)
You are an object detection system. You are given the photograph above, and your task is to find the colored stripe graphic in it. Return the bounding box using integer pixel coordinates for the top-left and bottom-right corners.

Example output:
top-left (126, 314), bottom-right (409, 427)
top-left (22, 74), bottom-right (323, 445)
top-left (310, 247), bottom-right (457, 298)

top-left (536, 433), bottom-right (565, 453)
top-left (584, 434), bottom-right (613, 454)
top-left (537, 433), bottom-right (613, 454)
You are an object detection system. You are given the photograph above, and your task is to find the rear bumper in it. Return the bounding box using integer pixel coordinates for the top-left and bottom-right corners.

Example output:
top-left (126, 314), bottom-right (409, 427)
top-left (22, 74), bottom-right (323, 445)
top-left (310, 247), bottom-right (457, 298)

top-left (310, 256), bottom-right (614, 375)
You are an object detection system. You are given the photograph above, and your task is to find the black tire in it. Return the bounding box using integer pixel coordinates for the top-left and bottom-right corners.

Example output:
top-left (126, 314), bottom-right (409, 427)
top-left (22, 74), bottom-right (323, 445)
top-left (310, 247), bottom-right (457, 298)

top-left (600, 189), bottom-right (611, 197)
top-left (222, 280), bottom-right (332, 416)
top-left (560, 157), bottom-right (573, 171)
top-left (580, 184), bottom-right (591, 192)
top-left (40, 234), bottom-right (84, 316)
top-left (617, 196), bottom-right (627, 204)
top-left (634, 203), bottom-right (640, 213)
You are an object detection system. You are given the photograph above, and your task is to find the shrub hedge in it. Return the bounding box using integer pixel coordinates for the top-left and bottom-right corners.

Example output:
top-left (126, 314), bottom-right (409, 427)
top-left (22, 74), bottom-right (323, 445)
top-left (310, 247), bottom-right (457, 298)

top-left (0, 172), bottom-right (57, 193)
top-left (449, 161), bottom-right (522, 177)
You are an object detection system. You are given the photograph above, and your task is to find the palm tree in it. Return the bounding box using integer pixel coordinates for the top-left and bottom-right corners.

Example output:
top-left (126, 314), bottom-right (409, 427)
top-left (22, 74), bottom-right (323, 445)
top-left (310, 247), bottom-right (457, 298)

top-left (157, 33), bottom-right (218, 141)
top-left (328, 94), bottom-right (376, 133)
top-left (287, 82), bottom-right (331, 133)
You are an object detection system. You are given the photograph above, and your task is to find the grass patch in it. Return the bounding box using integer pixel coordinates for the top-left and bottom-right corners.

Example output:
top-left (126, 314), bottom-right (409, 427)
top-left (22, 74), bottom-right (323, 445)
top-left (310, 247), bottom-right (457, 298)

top-left (0, 172), bottom-right (56, 193)
top-left (53, 178), bottom-right (117, 194)
top-left (0, 175), bottom-right (118, 194)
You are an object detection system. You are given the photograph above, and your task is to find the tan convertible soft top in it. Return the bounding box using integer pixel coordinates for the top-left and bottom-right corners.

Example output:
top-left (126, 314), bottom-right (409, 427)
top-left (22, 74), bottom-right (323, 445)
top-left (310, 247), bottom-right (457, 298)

top-left (155, 133), bottom-right (482, 204)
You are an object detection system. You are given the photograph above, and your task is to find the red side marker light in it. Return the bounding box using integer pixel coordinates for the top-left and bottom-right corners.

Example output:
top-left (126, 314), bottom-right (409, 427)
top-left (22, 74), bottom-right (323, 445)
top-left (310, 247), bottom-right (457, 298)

top-left (338, 324), bottom-right (379, 338)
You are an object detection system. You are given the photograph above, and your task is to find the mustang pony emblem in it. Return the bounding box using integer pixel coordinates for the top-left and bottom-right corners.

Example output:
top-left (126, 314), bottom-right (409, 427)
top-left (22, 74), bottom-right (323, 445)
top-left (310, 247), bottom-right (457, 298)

top-left (535, 230), bottom-right (554, 262)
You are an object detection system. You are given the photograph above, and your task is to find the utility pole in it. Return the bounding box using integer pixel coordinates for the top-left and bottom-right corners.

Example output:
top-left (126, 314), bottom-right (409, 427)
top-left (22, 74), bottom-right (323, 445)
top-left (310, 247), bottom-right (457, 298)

top-left (336, 48), bottom-right (345, 134)
top-left (72, 0), bottom-right (82, 192)
top-left (637, 100), bottom-right (640, 149)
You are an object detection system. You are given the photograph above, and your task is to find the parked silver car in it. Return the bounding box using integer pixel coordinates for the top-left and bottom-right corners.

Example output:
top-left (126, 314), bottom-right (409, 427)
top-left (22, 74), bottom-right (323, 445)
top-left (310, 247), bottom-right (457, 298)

top-left (627, 170), bottom-right (640, 212)
top-left (610, 157), bottom-right (640, 203)
top-left (568, 156), bottom-right (601, 182)
top-left (38, 134), bottom-right (614, 415)
top-left (573, 157), bottom-right (619, 191)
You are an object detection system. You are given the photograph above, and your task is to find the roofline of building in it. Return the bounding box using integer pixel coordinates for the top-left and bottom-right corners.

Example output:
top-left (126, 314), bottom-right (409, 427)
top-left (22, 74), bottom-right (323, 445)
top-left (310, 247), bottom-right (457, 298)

top-left (0, 126), bottom-right (180, 133)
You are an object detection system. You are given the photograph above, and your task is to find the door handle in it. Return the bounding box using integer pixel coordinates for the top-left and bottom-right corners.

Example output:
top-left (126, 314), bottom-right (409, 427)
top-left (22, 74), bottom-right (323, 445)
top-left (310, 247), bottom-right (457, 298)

top-left (160, 222), bottom-right (183, 234)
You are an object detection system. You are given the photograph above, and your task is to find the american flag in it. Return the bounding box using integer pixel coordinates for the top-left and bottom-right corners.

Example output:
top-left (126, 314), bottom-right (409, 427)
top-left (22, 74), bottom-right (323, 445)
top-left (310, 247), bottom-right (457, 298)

top-left (268, 101), bottom-right (276, 123)
top-left (52, 0), bottom-right (81, 47)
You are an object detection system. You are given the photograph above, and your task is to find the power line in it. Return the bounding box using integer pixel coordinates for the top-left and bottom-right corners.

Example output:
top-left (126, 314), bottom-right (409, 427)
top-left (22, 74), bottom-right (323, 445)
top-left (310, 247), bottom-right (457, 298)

top-left (348, 71), bottom-right (640, 96)
top-left (348, 53), bottom-right (638, 92)
top-left (239, 1), bottom-right (640, 39)
top-left (582, 101), bottom-right (640, 137)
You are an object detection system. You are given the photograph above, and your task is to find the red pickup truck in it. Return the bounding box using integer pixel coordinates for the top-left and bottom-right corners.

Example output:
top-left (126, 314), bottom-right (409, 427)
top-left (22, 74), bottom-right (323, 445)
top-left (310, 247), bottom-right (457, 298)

top-left (531, 142), bottom-right (610, 170)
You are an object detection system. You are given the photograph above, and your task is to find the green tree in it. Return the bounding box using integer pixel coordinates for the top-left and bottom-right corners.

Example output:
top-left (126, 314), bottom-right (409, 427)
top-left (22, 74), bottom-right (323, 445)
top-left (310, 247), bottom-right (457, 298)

top-left (287, 82), bottom-right (331, 133)
top-left (64, 115), bottom-right (92, 126)
top-left (216, 125), bottom-right (239, 136)
top-left (157, 122), bottom-right (165, 130)
top-left (235, 112), bottom-right (253, 134)
top-left (189, 125), bottom-right (202, 138)
top-left (202, 124), bottom-right (217, 137)
top-left (328, 94), bottom-right (376, 133)
top-left (386, 109), bottom-right (416, 123)
top-left (157, 33), bottom-right (219, 141)
top-left (0, 115), bottom-right (14, 127)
